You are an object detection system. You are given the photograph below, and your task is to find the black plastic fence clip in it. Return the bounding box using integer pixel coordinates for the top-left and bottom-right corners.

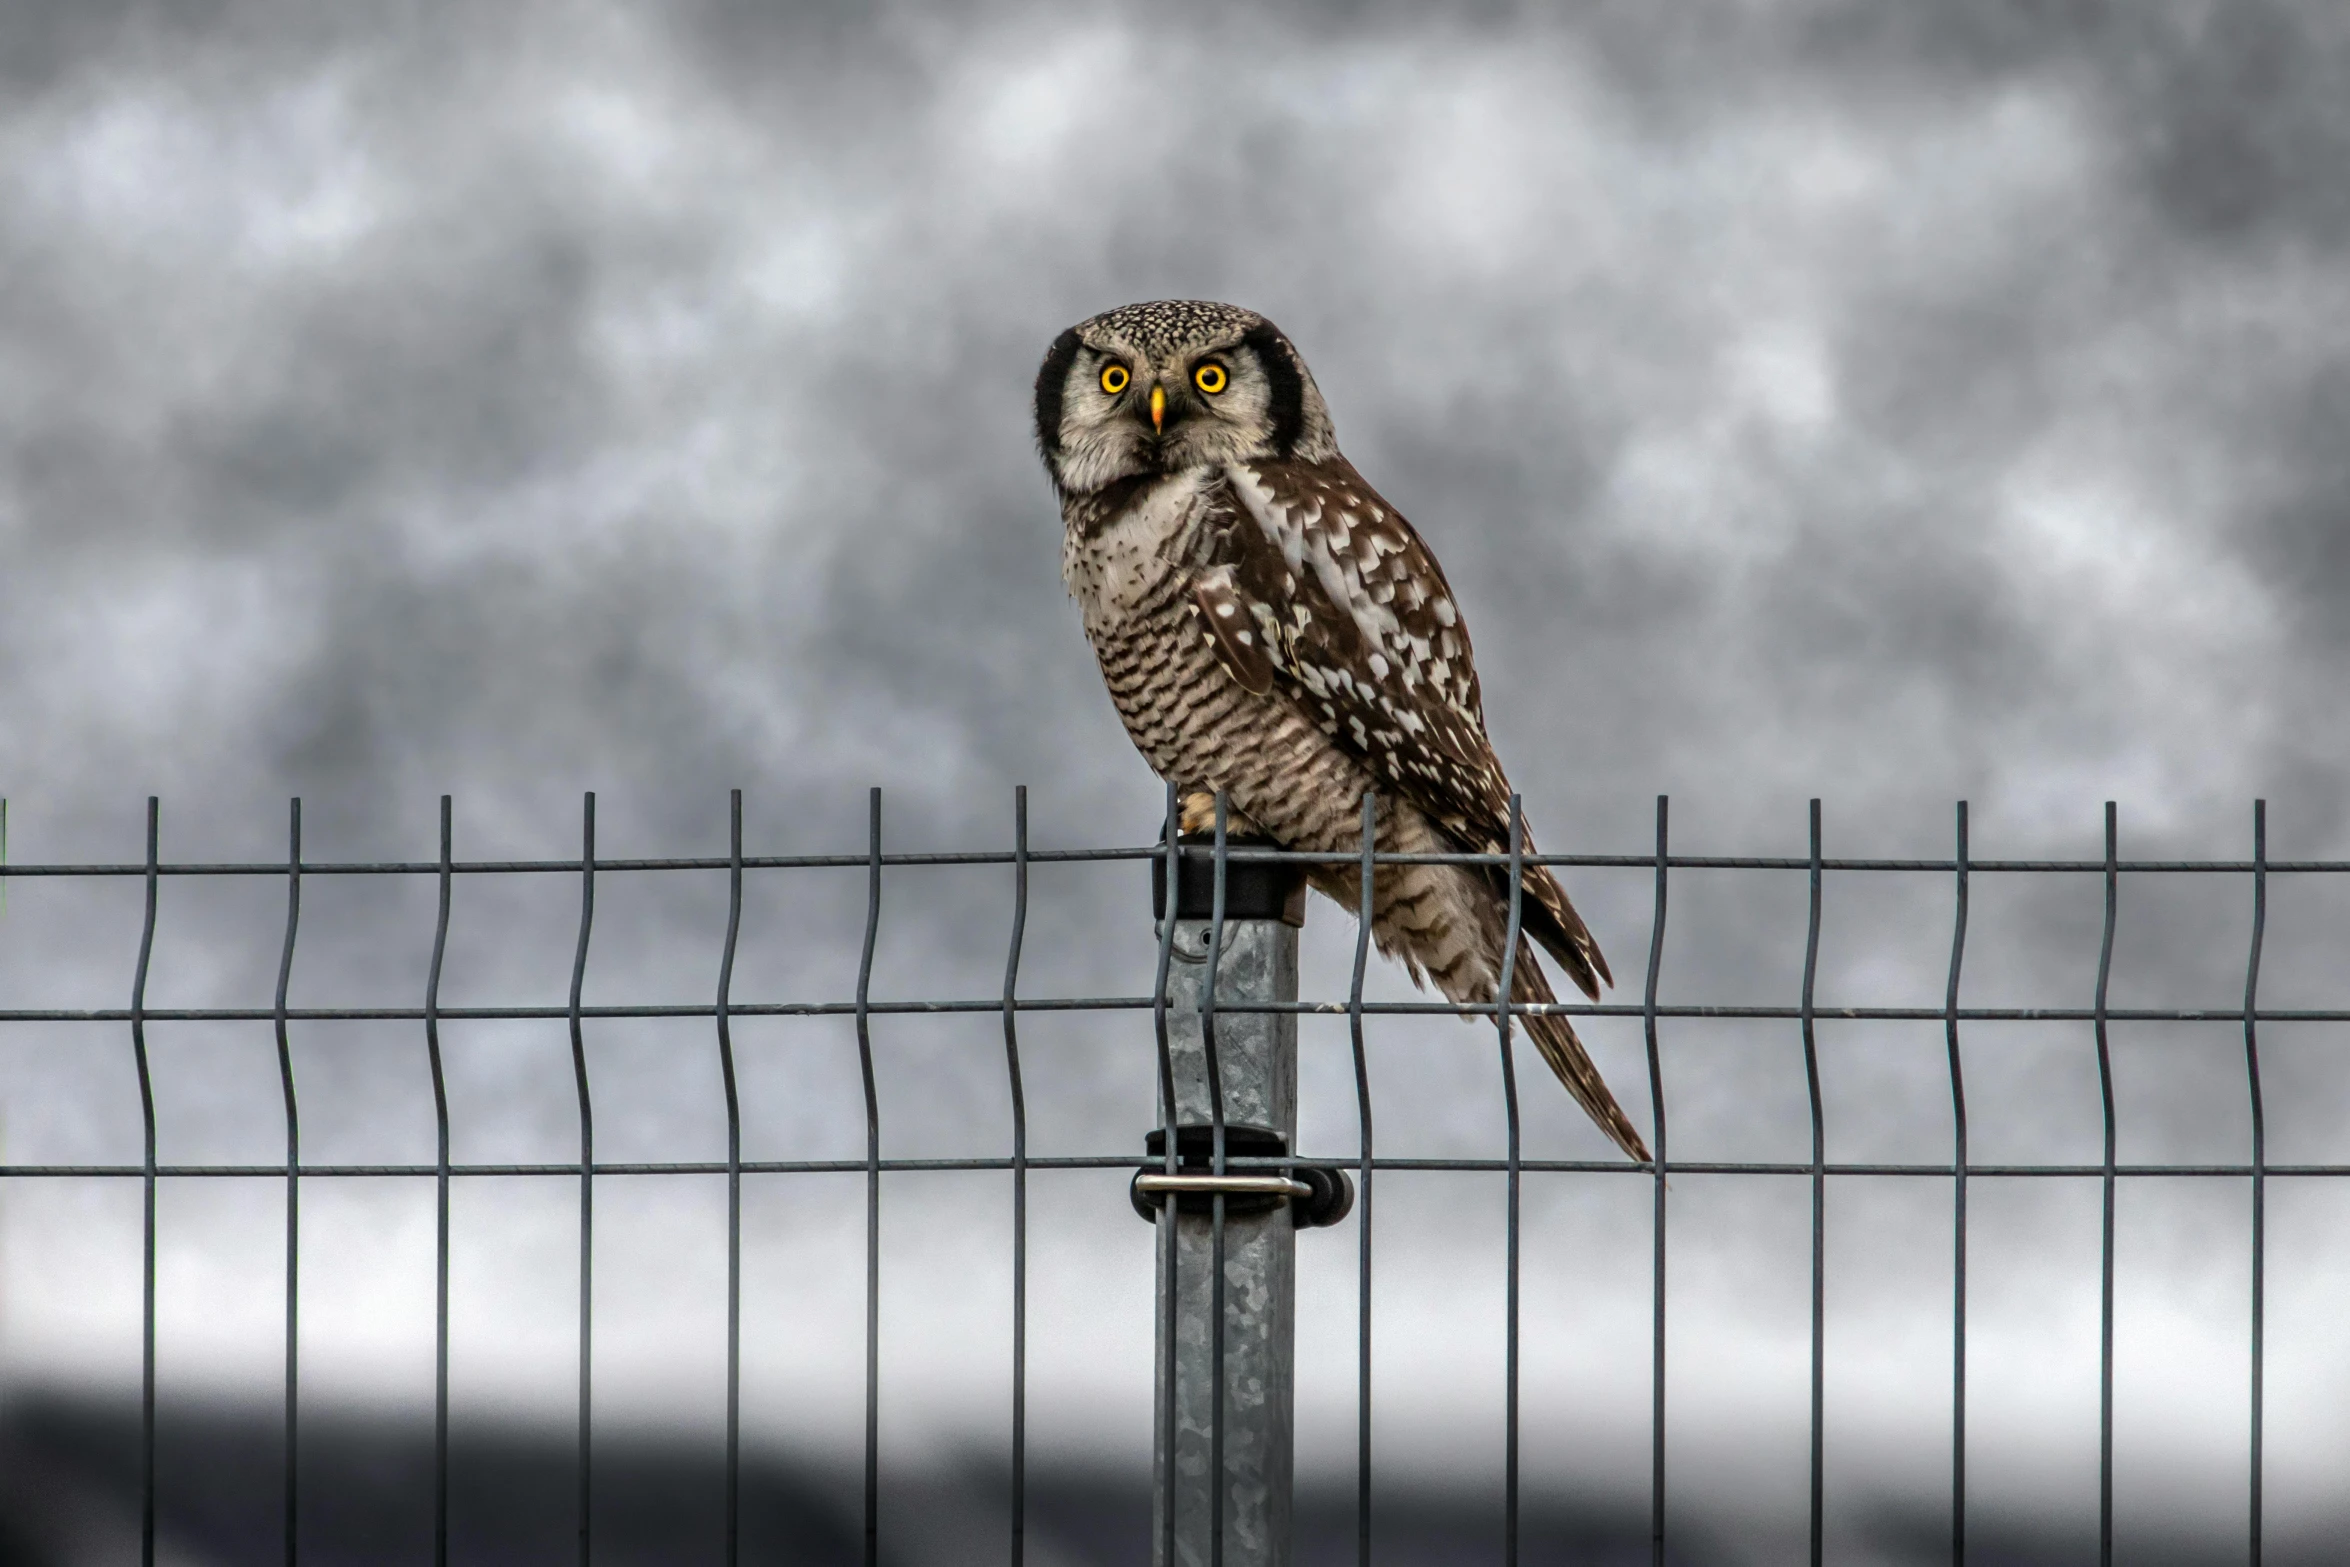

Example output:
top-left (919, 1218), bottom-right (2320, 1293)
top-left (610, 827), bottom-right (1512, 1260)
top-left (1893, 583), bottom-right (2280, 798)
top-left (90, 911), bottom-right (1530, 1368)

top-left (1130, 1124), bottom-right (1355, 1228)
top-left (1151, 830), bottom-right (1308, 926)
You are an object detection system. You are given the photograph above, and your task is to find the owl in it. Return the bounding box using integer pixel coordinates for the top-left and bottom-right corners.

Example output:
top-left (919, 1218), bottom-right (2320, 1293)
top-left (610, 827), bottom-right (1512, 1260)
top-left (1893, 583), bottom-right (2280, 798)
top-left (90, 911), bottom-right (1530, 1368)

top-left (1035, 299), bottom-right (1649, 1163)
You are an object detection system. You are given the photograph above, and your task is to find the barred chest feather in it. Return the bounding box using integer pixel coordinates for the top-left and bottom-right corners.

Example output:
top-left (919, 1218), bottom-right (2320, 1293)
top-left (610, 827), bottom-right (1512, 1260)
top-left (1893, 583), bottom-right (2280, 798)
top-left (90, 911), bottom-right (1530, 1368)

top-left (1059, 468), bottom-right (1217, 636)
top-left (1059, 467), bottom-right (1330, 810)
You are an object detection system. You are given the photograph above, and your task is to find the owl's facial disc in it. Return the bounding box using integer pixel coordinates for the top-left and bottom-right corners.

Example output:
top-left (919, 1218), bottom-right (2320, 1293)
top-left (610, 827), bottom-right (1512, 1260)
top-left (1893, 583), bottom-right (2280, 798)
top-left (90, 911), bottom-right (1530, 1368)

top-left (1038, 304), bottom-right (1336, 496)
top-left (1042, 329), bottom-right (1281, 493)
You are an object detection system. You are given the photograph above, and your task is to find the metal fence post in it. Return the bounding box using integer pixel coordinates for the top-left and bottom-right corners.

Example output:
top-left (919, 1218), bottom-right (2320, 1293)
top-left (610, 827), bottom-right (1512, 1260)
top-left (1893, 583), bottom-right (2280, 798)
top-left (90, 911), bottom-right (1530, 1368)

top-left (1144, 831), bottom-right (1307, 1567)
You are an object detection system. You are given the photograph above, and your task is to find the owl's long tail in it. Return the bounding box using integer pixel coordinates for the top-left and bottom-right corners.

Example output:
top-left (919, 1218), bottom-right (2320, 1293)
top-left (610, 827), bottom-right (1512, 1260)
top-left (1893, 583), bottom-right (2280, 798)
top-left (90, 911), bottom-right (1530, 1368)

top-left (1511, 949), bottom-right (1652, 1164)
top-left (1310, 846), bottom-right (1652, 1164)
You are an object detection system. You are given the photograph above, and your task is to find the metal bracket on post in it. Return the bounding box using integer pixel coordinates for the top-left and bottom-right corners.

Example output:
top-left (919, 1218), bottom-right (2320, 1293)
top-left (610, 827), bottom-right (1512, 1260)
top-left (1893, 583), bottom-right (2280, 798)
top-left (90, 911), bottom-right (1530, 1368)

top-left (1143, 832), bottom-right (1347, 1567)
top-left (1131, 1126), bottom-right (1356, 1228)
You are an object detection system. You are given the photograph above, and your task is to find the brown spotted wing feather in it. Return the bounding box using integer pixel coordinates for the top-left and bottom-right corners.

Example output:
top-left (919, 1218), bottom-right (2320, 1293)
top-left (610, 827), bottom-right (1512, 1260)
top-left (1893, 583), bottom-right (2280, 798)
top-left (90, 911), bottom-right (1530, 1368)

top-left (1189, 456), bottom-right (1613, 998)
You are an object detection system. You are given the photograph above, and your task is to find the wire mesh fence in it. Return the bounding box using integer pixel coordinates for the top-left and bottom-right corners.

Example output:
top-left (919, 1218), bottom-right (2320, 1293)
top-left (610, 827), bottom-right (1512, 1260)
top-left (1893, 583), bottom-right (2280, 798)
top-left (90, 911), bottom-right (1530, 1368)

top-left (0, 785), bottom-right (2331, 1566)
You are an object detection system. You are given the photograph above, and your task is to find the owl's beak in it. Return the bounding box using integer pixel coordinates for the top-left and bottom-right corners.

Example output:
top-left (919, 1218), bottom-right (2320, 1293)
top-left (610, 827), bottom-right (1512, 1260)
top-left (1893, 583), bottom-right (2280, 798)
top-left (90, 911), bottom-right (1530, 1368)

top-left (1149, 383), bottom-right (1167, 433)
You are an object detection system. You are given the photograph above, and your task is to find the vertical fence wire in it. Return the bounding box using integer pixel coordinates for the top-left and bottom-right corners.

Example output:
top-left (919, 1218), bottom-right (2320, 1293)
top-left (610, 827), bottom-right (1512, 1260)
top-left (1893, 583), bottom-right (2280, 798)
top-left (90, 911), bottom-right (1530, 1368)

top-left (1802, 801), bottom-right (1827, 1567)
top-left (133, 796), bottom-right (159, 1567)
top-left (1944, 803), bottom-right (1971, 1567)
top-left (1202, 795), bottom-right (1234, 1567)
top-left (1152, 784), bottom-right (1182, 1567)
top-left (425, 798), bottom-right (454, 1567)
top-left (568, 795), bottom-right (598, 1567)
top-left (1001, 787), bottom-right (1031, 1567)
top-left (1494, 797), bottom-right (1527, 1567)
top-left (1642, 796), bottom-right (1670, 1567)
top-left (856, 789), bottom-right (883, 1567)
top-left (1349, 792), bottom-right (1377, 1567)
top-left (716, 791), bottom-right (744, 1567)
top-left (272, 800), bottom-right (304, 1567)
top-left (2243, 800), bottom-right (2267, 1566)
top-left (2093, 801), bottom-right (2119, 1567)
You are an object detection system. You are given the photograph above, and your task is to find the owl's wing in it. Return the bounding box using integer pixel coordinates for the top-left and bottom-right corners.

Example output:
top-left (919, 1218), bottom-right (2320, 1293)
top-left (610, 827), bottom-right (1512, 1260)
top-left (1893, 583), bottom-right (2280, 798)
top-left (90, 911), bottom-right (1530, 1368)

top-left (1198, 456), bottom-right (1612, 994)
top-left (1201, 458), bottom-right (1504, 831)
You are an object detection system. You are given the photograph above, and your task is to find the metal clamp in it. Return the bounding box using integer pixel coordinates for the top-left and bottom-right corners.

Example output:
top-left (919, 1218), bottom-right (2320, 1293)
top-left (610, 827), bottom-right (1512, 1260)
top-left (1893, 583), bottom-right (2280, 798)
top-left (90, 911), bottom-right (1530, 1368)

top-left (1136, 1172), bottom-right (1311, 1200)
top-left (1129, 1124), bottom-right (1356, 1228)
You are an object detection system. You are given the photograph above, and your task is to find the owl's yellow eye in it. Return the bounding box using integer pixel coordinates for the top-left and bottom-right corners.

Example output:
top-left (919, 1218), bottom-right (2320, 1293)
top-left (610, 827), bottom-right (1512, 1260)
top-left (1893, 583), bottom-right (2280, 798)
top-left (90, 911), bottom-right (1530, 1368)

top-left (1100, 363), bottom-right (1130, 394)
top-left (1193, 361), bottom-right (1229, 395)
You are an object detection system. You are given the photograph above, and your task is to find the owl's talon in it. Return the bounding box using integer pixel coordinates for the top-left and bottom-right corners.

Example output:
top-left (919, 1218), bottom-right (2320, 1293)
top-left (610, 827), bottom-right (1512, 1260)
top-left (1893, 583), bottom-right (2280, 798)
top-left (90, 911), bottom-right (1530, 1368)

top-left (1179, 792), bottom-right (1263, 838)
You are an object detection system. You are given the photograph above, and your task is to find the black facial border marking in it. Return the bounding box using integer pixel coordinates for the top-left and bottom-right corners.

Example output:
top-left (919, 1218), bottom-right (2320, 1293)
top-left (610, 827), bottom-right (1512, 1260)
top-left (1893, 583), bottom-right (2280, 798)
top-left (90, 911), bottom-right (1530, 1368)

top-left (1033, 326), bottom-right (1083, 469)
top-left (1241, 321), bottom-right (1304, 457)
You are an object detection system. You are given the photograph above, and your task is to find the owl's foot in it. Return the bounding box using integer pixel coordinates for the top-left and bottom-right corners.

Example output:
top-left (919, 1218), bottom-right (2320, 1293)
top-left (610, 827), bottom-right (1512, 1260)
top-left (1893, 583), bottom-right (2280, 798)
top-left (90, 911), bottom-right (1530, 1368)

top-left (1179, 791), bottom-right (1266, 839)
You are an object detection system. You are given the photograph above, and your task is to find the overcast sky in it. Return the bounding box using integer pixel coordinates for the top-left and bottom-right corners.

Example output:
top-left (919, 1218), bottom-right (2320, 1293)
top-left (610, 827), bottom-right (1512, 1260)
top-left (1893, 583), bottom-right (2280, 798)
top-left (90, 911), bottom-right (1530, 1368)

top-left (3, 0), bottom-right (2349, 1558)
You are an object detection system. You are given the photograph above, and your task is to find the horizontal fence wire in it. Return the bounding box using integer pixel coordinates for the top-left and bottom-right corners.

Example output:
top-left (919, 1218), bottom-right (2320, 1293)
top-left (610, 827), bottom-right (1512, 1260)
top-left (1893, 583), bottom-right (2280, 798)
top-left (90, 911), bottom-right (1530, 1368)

top-left (0, 791), bottom-right (2327, 1567)
top-left (0, 1157), bottom-right (2338, 1178)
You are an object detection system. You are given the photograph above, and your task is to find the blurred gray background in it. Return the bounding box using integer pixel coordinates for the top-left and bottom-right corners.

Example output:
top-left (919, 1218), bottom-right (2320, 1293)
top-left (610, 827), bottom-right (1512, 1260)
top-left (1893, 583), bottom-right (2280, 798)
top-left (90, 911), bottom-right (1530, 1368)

top-left (3, 0), bottom-right (2349, 1561)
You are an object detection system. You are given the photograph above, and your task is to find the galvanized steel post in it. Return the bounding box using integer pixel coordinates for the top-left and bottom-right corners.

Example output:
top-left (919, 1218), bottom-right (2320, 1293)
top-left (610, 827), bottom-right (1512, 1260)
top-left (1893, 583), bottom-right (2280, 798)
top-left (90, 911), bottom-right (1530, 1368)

top-left (1146, 835), bottom-right (1307, 1567)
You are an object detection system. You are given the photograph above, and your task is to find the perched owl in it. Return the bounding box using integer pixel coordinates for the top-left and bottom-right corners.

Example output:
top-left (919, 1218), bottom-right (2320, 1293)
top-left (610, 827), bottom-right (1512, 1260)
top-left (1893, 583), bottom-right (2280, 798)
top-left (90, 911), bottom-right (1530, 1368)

top-left (1035, 299), bottom-right (1649, 1163)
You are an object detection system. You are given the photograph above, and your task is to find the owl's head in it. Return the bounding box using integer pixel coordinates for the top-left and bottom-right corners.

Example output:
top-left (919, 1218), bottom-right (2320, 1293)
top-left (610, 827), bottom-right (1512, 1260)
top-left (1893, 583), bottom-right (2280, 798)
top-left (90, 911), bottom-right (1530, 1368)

top-left (1034, 299), bottom-right (1337, 496)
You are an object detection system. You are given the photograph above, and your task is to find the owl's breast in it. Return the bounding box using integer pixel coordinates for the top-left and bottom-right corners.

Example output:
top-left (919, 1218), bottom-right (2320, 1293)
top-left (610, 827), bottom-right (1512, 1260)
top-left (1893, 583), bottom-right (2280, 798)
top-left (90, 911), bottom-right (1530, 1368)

top-left (1060, 467), bottom-right (1217, 633)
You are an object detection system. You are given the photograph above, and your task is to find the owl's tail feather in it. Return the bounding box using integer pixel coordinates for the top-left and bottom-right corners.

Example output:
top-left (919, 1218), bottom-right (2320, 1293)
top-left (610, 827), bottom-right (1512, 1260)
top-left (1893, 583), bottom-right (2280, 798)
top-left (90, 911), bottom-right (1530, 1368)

top-left (1308, 830), bottom-right (1647, 1162)
top-left (1514, 951), bottom-right (1652, 1164)
top-left (1518, 863), bottom-right (1612, 999)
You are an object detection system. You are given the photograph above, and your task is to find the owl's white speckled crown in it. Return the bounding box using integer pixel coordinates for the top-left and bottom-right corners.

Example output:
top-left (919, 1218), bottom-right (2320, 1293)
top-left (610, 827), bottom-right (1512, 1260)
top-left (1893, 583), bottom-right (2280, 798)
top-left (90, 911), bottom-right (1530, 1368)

top-left (1076, 298), bottom-right (1264, 356)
